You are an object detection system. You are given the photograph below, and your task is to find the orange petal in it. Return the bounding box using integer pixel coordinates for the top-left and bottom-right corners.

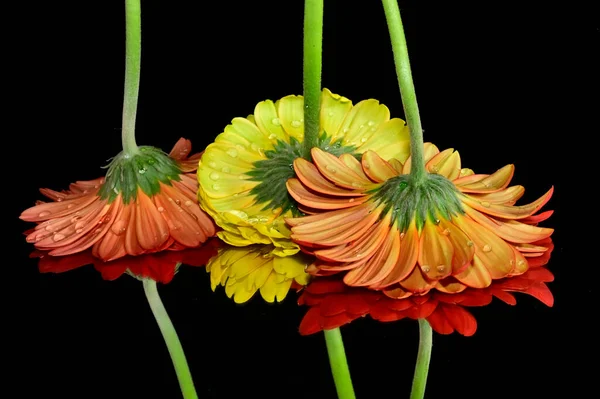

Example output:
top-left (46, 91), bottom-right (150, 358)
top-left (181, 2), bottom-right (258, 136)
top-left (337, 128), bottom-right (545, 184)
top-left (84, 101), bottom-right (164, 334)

top-left (403, 143), bottom-right (440, 174)
top-left (21, 193), bottom-right (101, 222)
top-left (454, 258), bottom-right (492, 288)
top-left (472, 185), bottom-right (525, 205)
top-left (435, 278), bottom-right (467, 294)
top-left (286, 178), bottom-right (368, 210)
top-left (453, 215), bottom-right (514, 279)
top-left (462, 187), bottom-right (554, 220)
top-left (169, 137), bottom-right (192, 160)
top-left (92, 204), bottom-right (130, 261)
top-left (399, 266), bottom-right (437, 294)
top-left (508, 246), bottom-right (529, 276)
top-left (311, 148), bottom-right (373, 190)
top-left (454, 164), bottom-right (514, 193)
top-left (339, 154), bottom-right (370, 181)
top-left (417, 219), bottom-right (454, 281)
top-left (426, 149), bottom-right (461, 180)
top-left (437, 218), bottom-right (474, 274)
top-left (134, 189), bottom-right (170, 250)
top-left (315, 219), bottom-right (388, 263)
top-left (293, 158), bottom-right (364, 197)
top-left (376, 221), bottom-right (419, 288)
top-left (463, 205), bottom-right (553, 243)
top-left (361, 151), bottom-right (398, 183)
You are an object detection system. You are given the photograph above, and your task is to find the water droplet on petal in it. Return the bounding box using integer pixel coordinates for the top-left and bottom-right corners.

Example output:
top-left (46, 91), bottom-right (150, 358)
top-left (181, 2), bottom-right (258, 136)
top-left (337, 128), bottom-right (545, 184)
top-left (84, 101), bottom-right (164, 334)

top-left (75, 229), bottom-right (83, 234)
top-left (367, 121), bottom-right (375, 127)
top-left (359, 124), bottom-right (365, 129)
top-left (208, 161), bottom-right (217, 168)
top-left (139, 169), bottom-right (146, 174)
top-left (434, 219), bottom-right (440, 225)
top-left (53, 233), bottom-right (66, 242)
top-left (272, 207), bottom-right (282, 214)
top-left (94, 228), bottom-right (102, 235)
top-left (212, 184), bottom-right (220, 190)
top-left (175, 199), bottom-right (181, 206)
top-left (111, 220), bottom-right (127, 236)
top-left (360, 137), bottom-right (368, 143)
top-left (442, 228), bottom-right (450, 235)
top-left (291, 120), bottom-right (302, 128)
top-left (209, 172), bottom-right (220, 180)
top-left (74, 221), bottom-right (85, 230)
top-left (437, 265), bottom-right (445, 272)
top-left (328, 111), bottom-right (334, 117)
top-left (67, 204), bottom-right (75, 209)
top-left (185, 200), bottom-right (193, 207)
top-left (400, 232), bottom-right (405, 239)
top-left (227, 149), bottom-right (238, 158)
top-left (348, 198), bottom-right (355, 203)
top-left (480, 201), bottom-right (490, 208)
top-left (467, 240), bottom-right (474, 247)
top-left (343, 128), bottom-right (349, 133)
top-left (325, 165), bottom-right (337, 173)
top-left (157, 206), bottom-right (165, 212)
top-left (363, 163), bottom-right (370, 169)
top-left (517, 260), bottom-right (526, 267)
top-left (271, 118), bottom-right (281, 126)
top-left (221, 166), bottom-right (231, 173)
top-left (482, 244), bottom-right (492, 252)
top-left (370, 127), bottom-right (377, 132)
top-left (351, 182), bottom-right (362, 188)
top-left (268, 133), bottom-right (277, 140)
top-left (56, 198), bottom-right (63, 202)
top-left (421, 265), bottom-right (431, 273)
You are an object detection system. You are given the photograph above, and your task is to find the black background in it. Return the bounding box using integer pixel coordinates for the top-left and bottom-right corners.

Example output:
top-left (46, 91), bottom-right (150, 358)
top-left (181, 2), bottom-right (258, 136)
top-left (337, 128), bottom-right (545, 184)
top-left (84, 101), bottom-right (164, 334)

top-left (6, 1), bottom-right (595, 398)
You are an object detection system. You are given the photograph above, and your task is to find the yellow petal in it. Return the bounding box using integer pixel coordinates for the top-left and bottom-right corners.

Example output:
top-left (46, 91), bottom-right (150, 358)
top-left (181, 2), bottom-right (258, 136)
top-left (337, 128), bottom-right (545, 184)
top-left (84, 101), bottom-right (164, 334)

top-left (253, 99), bottom-right (290, 143)
top-left (320, 88), bottom-right (353, 138)
top-left (277, 95), bottom-right (305, 141)
top-left (357, 118), bottom-right (410, 162)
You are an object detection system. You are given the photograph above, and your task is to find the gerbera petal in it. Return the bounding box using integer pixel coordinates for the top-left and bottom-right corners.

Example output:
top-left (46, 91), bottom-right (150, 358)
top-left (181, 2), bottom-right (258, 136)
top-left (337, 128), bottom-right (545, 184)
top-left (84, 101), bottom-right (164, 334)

top-left (463, 205), bottom-right (553, 243)
top-left (134, 189), bottom-right (170, 250)
top-left (437, 218), bottom-right (474, 274)
top-left (287, 178), bottom-right (369, 211)
top-left (168, 137), bottom-right (192, 160)
top-left (339, 98), bottom-right (390, 146)
top-left (426, 149), bottom-right (461, 180)
top-left (311, 148), bottom-right (374, 190)
top-left (473, 185), bottom-right (525, 205)
top-left (403, 143), bottom-right (440, 174)
top-left (20, 193), bottom-right (101, 223)
top-left (454, 164), bottom-right (514, 193)
top-left (440, 304), bottom-right (477, 336)
top-left (92, 204), bottom-right (130, 261)
top-left (293, 158), bottom-right (365, 197)
top-left (462, 187), bottom-right (554, 220)
top-left (339, 153), bottom-right (371, 180)
top-left (376, 222), bottom-right (419, 287)
top-left (253, 99), bottom-right (290, 143)
top-left (357, 118), bottom-right (410, 162)
top-left (277, 94), bottom-right (305, 141)
top-left (418, 219), bottom-right (454, 281)
top-left (362, 151), bottom-right (399, 183)
top-left (454, 258), bottom-right (492, 288)
top-left (320, 88), bottom-right (353, 139)
top-left (453, 215), bottom-right (514, 279)
top-left (400, 265), bottom-right (437, 294)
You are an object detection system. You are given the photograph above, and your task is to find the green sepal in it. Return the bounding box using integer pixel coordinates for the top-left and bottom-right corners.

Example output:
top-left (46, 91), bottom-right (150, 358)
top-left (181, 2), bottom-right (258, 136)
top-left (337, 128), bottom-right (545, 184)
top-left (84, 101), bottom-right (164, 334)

top-left (247, 132), bottom-right (358, 214)
top-left (99, 146), bottom-right (183, 204)
top-left (372, 173), bottom-right (464, 232)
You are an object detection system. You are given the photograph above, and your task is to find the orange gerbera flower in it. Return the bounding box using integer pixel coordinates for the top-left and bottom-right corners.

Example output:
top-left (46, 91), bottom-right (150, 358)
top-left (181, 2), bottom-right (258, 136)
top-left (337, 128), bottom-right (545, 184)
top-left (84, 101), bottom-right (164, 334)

top-left (286, 144), bottom-right (554, 297)
top-left (21, 138), bottom-right (216, 262)
top-left (298, 241), bottom-right (553, 336)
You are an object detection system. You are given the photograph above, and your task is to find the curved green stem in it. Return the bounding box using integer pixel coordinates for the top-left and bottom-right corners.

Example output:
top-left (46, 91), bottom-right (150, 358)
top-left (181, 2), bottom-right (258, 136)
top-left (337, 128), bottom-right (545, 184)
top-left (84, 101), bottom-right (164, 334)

top-left (382, 0), bottom-right (426, 183)
top-left (122, 0), bottom-right (141, 155)
top-left (302, 0), bottom-right (324, 159)
top-left (324, 328), bottom-right (356, 399)
top-left (143, 279), bottom-right (198, 399)
top-left (410, 319), bottom-right (433, 399)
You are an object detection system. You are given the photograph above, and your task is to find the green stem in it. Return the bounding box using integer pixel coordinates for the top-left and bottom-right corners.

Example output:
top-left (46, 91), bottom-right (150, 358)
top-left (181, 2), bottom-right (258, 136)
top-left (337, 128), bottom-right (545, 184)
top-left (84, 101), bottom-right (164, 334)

top-left (410, 319), bottom-right (433, 399)
top-left (143, 279), bottom-right (198, 399)
top-left (122, 0), bottom-right (141, 155)
top-left (382, 0), bottom-right (426, 183)
top-left (302, 0), bottom-right (324, 159)
top-left (324, 328), bottom-right (356, 399)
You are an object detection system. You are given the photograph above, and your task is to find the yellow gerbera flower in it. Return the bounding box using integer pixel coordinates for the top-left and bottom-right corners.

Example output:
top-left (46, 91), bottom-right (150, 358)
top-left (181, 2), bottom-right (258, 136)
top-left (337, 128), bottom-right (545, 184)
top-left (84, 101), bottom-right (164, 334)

top-left (198, 88), bottom-right (410, 257)
top-left (206, 245), bottom-right (311, 303)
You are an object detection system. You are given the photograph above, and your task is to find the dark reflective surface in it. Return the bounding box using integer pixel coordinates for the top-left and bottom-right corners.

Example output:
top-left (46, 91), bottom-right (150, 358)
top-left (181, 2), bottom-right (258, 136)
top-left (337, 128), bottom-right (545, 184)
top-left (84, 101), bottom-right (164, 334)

top-left (10, 0), bottom-right (591, 397)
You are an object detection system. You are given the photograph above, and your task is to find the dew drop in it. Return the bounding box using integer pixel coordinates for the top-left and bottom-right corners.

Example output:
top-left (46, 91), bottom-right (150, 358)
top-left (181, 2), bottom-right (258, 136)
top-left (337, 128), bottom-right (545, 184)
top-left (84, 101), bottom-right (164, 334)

top-left (442, 228), bottom-right (450, 235)
top-left (221, 166), bottom-right (231, 173)
top-left (434, 219), bottom-right (440, 225)
top-left (208, 161), bottom-right (217, 168)
top-left (437, 265), bottom-right (445, 272)
top-left (325, 165), bottom-right (337, 173)
top-left (70, 216), bottom-right (81, 223)
top-left (272, 207), bottom-right (282, 214)
top-left (157, 206), bottom-right (165, 212)
top-left (66, 203), bottom-right (75, 209)
top-left (421, 265), bottom-right (431, 273)
top-left (268, 133), bottom-right (277, 140)
top-left (212, 184), bottom-right (220, 190)
top-left (74, 221), bottom-right (85, 230)
top-left (480, 201), bottom-right (491, 208)
top-left (359, 124), bottom-right (365, 129)
top-left (399, 232), bottom-right (405, 240)
top-left (482, 244), bottom-right (492, 252)
top-left (94, 228), bottom-right (102, 235)
top-left (271, 118), bottom-right (281, 126)
top-left (56, 198), bottom-right (63, 202)
top-left (351, 182), bottom-right (362, 188)
top-left (185, 200), bottom-right (193, 207)
top-left (175, 199), bottom-right (181, 206)
top-left (360, 137), bottom-right (368, 143)
top-left (53, 233), bottom-right (66, 242)
top-left (209, 172), bottom-right (220, 181)
top-left (139, 169), bottom-right (146, 174)
top-left (348, 198), bottom-right (355, 203)
top-left (517, 260), bottom-right (526, 267)
top-left (227, 149), bottom-right (238, 158)
top-left (467, 240), bottom-right (474, 247)
top-left (328, 111), bottom-right (334, 117)
top-left (75, 229), bottom-right (83, 234)
top-left (291, 120), bottom-right (302, 128)
top-left (343, 128), bottom-right (349, 133)
top-left (367, 121), bottom-right (375, 127)
top-left (363, 163), bottom-right (370, 169)
top-left (483, 182), bottom-right (491, 188)
top-left (111, 220), bottom-right (127, 236)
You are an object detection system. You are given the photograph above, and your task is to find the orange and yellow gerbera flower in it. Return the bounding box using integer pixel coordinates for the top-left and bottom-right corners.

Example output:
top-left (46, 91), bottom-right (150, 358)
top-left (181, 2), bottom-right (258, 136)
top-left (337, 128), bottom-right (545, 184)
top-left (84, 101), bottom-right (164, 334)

top-left (206, 245), bottom-right (311, 303)
top-left (286, 143), bottom-right (554, 298)
top-left (197, 88), bottom-right (410, 257)
top-left (21, 138), bottom-right (216, 262)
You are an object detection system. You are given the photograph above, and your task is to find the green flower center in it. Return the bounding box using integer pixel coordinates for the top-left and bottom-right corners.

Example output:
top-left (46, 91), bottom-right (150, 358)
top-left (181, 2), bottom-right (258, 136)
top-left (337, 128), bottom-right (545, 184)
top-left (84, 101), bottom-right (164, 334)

top-left (372, 173), bottom-right (464, 231)
top-left (246, 133), bottom-right (357, 215)
top-left (98, 146), bottom-right (183, 204)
